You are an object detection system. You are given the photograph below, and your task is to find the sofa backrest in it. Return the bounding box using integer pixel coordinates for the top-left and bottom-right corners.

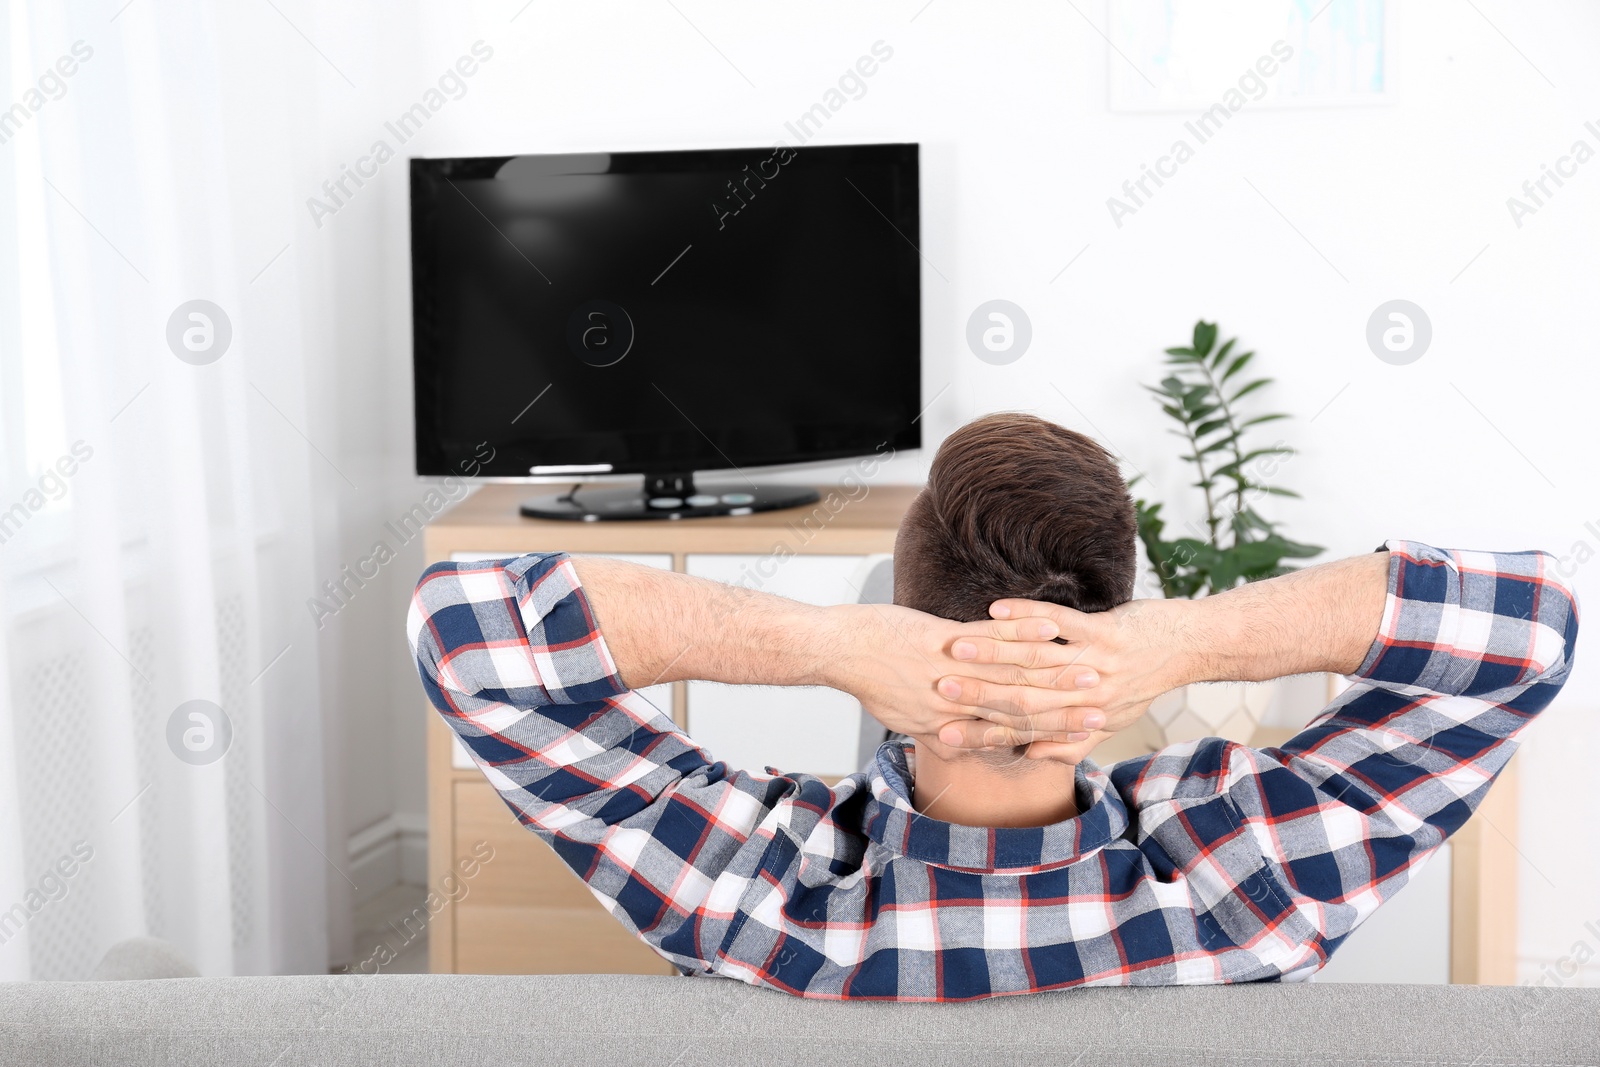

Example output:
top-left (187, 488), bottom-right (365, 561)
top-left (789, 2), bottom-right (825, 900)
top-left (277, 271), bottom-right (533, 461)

top-left (1, 972), bottom-right (1596, 1067)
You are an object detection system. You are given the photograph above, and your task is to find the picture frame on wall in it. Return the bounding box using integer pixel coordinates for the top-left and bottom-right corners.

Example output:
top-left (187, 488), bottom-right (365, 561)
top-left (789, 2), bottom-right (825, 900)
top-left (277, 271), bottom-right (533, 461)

top-left (1106, 0), bottom-right (1393, 112)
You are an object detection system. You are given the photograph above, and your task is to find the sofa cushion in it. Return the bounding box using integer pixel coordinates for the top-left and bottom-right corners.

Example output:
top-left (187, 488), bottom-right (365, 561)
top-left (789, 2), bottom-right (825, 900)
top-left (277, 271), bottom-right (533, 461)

top-left (1, 972), bottom-right (1594, 1067)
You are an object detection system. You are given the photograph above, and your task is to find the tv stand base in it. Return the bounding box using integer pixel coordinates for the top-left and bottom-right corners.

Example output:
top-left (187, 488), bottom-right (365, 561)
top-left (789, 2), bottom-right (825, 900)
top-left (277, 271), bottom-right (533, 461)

top-left (519, 476), bottom-right (821, 522)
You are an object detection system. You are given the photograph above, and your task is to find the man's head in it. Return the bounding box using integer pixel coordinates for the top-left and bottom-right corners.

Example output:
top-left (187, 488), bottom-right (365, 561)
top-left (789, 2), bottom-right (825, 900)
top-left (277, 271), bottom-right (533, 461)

top-left (889, 413), bottom-right (1137, 802)
top-left (894, 413), bottom-right (1137, 624)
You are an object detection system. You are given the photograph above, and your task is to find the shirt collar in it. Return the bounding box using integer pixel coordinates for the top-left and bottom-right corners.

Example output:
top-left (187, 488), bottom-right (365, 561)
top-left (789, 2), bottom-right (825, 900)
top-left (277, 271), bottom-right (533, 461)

top-left (862, 741), bottom-right (1128, 873)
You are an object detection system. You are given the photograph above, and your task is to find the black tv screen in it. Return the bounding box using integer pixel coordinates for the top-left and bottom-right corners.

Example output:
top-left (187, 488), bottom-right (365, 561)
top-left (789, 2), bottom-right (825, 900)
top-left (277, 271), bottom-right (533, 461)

top-left (410, 143), bottom-right (922, 478)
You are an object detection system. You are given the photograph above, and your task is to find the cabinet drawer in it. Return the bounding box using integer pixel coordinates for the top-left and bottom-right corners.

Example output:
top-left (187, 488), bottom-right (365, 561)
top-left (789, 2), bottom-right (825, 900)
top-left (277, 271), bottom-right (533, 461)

top-left (454, 906), bottom-right (671, 975)
top-left (451, 779), bottom-right (669, 974)
top-left (454, 779), bottom-right (601, 910)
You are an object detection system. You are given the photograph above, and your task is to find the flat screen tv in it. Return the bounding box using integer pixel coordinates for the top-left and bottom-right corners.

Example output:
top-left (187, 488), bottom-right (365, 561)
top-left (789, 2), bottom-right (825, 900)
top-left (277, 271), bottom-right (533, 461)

top-left (409, 142), bottom-right (922, 520)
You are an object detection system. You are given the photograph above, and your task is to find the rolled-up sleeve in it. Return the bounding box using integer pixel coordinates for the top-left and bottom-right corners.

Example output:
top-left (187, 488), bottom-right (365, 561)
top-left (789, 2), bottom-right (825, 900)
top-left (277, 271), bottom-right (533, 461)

top-left (407, 552), bottom-right (810, 974)
top-left (1220, 541), bottom-right (1579, 954)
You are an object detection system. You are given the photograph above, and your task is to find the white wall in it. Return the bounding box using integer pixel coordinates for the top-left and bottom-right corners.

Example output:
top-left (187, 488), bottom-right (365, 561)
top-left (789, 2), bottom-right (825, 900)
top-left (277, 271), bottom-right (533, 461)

top-left (269, 0), bottom-right (1597, 978)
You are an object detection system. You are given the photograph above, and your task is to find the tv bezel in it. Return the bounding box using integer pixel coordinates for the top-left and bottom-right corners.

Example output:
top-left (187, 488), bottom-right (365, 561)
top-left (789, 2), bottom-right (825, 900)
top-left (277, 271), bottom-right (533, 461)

top-left (408, 142), bottom-right (923, 480)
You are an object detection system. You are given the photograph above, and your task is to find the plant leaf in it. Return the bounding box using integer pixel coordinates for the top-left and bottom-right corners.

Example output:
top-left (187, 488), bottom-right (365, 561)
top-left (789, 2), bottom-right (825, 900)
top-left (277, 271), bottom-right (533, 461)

top-left (1199, 431), bottom-right (1242, 457)
top-left (1231, 511), bottom-right (1269, 538)
top-left (1192, 321), bottom-right (1217, 358)
top-left (1221, 351), bottom-right (1255, 382)
top-left (1251, 533), bottom-right (1323, 560)
top-left (1230, 378), bottom-right (1273, 402)
top-left (1277, 538), bottom-right (1324, 558)
top-left (1212, 338), bottom-right (1236, 369)
top-left (1233, 508), bottom-right (1273, 535)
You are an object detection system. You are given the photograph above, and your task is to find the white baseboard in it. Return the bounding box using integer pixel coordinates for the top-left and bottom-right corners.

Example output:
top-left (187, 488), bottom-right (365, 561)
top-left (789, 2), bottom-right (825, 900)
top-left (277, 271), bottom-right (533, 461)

top-left (348, 813), bottom-right (429, 906)
top-left (395, 812), bottom-right (427, 886)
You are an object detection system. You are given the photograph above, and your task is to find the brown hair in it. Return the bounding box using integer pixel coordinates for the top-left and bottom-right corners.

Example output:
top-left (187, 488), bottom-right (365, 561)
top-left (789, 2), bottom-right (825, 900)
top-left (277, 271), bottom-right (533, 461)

top-left (894, 413), bottom-right (1137, 624)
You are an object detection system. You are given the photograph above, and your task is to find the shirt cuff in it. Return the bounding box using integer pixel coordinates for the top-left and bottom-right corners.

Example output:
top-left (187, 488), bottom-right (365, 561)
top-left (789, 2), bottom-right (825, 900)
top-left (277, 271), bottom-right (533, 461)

top-left (1351, 539), bottom-right (1570, 698)
top-left (501, 552), bottom-right (630, 706)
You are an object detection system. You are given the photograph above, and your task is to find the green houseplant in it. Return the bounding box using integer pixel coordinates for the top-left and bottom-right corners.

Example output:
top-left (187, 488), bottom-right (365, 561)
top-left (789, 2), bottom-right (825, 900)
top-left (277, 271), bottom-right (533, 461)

top-left (1129, 320), bottom-right (1324, 749)
top-left (1133, 320), bottom-right (1322, 598)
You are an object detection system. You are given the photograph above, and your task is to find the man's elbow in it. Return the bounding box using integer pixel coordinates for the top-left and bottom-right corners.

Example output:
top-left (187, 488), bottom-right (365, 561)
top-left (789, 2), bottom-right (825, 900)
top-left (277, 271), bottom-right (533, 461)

top-left (416, 560), bottom-right (462, 591)
top-left (1523, 549), bottom-right (1580, 689)
top-left (407, 561), bottom-right (463, 683)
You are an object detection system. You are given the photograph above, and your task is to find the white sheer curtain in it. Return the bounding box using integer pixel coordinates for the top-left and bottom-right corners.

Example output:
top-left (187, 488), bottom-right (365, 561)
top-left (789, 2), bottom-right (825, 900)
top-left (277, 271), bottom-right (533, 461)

top-left (0, 0), bottom-right (336, 977)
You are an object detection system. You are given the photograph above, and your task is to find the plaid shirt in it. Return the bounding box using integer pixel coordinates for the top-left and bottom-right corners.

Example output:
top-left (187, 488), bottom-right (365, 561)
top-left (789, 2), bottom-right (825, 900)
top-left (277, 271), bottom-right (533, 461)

top-left (409, 541), bottom-right (1578, 1000)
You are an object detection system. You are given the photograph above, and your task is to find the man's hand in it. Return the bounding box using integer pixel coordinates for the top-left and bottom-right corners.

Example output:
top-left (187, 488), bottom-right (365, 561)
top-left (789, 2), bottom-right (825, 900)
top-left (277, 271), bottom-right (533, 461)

top-left (822, 602), bottom-right (1109, 745)
top-left (936, 551), bottom-right (1391, 759)
top-left (932, 597), bottom-right (1192, 759)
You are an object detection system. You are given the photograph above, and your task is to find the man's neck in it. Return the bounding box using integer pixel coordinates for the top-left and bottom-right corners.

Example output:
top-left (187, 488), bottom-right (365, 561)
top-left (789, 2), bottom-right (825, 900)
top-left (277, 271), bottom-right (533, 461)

top-left (908, 740), bottom-right (1080, 828)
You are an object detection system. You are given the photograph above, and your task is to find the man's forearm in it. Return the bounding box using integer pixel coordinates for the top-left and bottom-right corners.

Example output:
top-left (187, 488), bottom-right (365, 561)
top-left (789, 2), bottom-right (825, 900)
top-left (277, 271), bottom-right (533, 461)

top-left (570, 556), bottom-right (833, 690)
top-left (573, 550), bottom-right (1388, 698)
top-left (1170, 550), bottom-right (1390, 686)
top-left (568, 555), bottom-right (1109, 745)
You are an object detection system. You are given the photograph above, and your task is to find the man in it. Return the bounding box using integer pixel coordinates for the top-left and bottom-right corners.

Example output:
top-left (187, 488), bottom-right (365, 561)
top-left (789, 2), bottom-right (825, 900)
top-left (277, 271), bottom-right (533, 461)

top-left (409, 413), bottom-right (1578, 999)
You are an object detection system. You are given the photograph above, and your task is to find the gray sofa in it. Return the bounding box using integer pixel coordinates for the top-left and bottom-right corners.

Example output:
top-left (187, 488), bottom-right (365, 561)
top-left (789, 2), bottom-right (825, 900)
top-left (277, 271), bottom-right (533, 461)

top-left (2, 941), bottom-right (1597, 1066)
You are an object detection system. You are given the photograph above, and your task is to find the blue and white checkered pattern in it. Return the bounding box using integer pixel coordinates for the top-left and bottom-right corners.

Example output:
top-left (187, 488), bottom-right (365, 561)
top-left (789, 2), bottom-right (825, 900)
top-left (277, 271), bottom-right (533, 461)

top-left (408, 541), bottom-right (1578, 1000)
